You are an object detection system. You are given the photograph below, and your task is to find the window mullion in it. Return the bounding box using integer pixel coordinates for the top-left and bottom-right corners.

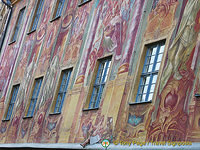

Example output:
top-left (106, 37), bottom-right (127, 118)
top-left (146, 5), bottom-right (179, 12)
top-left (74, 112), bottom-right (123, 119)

top-left (152, 45), bottom-right (160, 72)
top-left (64, 71), bottom-right (71, 92)
top-left (8, 102), bottom-right (15, 119)
top-left (95, 59), bottom-right (109, 107)
top-left (35, 80), bottom-right (42, 98)
top-left (136, 77), bottom-right (143, 102)
top-left (89, 62), bottom-right (102, 108)
top-left (94, 60), bottom-right (109, 107)
top-left (27, 78), bottom-right (43, 117)
top-left (95, 83), bottom-right (105, 108)
top-left (31, 98), bottom-right (37, 117)
top-left (95, 62), bottom-right (102, 84)
top-left (142, 48), bottom-right (150, 74)
top-left (58, 71), bottom-right (71, 112)
top-left (13, 87), bottom-right (19, 101)
top-left (145, 73), bottom-right (153, 101)
top-left (54, 94), bottom-right (61, 112)
top-left (27, 100), bottom-right (33, 116)
top-left (59, 92), bottom-right (66, 112)
top-left (89, 87), bottom-right (96, 108)
top-left (54, 69), bottom-right (72, 113)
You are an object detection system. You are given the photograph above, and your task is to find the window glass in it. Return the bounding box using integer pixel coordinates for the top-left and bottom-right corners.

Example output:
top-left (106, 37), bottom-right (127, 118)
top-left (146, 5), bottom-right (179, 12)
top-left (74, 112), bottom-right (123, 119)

top-left (11, 8), bottom-right (25, 42)
top-left (54, 69), bottom-right (72, 113)
top-left (54, 0), bottom-right (65, 18)
top-left (89, 57), bottom-right (111, 109)
top-left (5, 85), bottom-right (20, 120)
top-left (30, 0), bottom-right (44, 31)
top-left (27, 77), bottom-right (43, 117)
top-left (136, 42), bottom-right (165, 102)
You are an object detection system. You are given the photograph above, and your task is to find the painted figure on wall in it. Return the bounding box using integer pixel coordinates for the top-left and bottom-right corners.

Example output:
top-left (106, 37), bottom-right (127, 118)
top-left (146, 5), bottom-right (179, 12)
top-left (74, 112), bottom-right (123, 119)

top-left (147, 0), bottom-right (200, 142)
top-left (85, 0), bottom-right (136, 82)
top-left (88, 0), bottom-right (134, 71)
top-left (63, 1), bottom-right (91, 64)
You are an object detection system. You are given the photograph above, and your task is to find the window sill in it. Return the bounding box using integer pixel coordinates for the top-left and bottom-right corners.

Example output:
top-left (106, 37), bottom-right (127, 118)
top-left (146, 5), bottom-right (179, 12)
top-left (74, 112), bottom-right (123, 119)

top-left (129, 100), bottom-right (152, 105)
top-left (50, 16), bottom-right (61, 23)
top-left (8, 40), bottom-right (16, 45)
top-left (83, 107), bottom-right (99, 111)
top-left (49, 112), bottom-right (61, 115)
top-left (27, 29), bottom-right (36, 35)
top-left (2, 119), bottom-right (10, 122)
top-left (78, 0), bottom-right (92, 7)
top-left (23, 116), bottom-right (33, 119)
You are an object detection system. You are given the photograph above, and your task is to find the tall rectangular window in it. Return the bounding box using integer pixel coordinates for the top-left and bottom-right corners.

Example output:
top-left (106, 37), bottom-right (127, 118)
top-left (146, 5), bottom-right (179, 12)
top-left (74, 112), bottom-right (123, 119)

top-left (89, 57), bottom-right (111, 109)
top-left (136, 42), bottom-right (165, 102)
top-left (11, 7), bottom-right (25, 42)
top-left (53, 0), bottom-right (65, 19)
top-left (30, 0), bottom-right (44, 32)
top-left (5, 84), bottom-right (20, 120)
top-left (27, 77), bottom-right (43, 117)
top-left (54, 69), bottom-right (72, 113)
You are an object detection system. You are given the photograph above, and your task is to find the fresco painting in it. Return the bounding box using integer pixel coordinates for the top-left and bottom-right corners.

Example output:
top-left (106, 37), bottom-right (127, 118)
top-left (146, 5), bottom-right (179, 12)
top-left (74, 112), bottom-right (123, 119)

top-left (119, 0), bottom-right (145, 74)
top-left (51, 0), bottom-right (78, 62)
top-left (62, 0), bottom-right (94, 65)
top-left (145, 0), bottom-right (179, 39)
top-left (147, 0), bottom-right (200, 142)
top-left (0, 0), bottom-right (27, 101)
top-left (37, 0), bottom-right (58, 73)
top-left (76, 0), bottom-right (105, 84)
top-left (13, 0), bottom-right (37, 82)
top-left (0, 0), bottom-right (200, 148)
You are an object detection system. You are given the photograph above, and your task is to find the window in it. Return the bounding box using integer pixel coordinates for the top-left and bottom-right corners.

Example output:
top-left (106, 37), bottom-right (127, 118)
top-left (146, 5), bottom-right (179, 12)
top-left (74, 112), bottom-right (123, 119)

top-left (26, 77), bottom-right (43, 117)
top-left (136, 42), bottom-right (165, 102)
top-left (79, 0), bottom-right (92, 6)
top-left (52, 0), bottom-right (65, 20)
top-left (4, 84), bottom-right (20, 120)
top-left (29, 0), bottom-right (44, 32)
top-left (53, 69), bottom-right (72, 113)
top-left (10, 7), bottom-right (25, 43)
top-left (88, 57), bottom-right (111, 109)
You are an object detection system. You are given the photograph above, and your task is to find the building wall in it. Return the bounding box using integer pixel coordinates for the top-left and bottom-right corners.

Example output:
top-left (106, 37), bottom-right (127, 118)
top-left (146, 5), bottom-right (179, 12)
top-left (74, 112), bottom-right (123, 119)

top-left (0, 1), bottom-right (10, 97)
top-left (0, 0), bottom-right (200, 146)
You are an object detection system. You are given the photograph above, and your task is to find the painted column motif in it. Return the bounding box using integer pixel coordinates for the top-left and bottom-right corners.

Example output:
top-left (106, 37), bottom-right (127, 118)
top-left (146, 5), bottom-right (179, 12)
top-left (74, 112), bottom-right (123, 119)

top-left (118, 0), bottom-right (144, 74)
top-left (75, 0), bottom-right (104, 84)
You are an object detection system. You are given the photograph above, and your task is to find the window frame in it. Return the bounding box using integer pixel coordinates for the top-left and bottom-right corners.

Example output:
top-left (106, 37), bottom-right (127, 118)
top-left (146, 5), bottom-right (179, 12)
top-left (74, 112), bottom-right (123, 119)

top-left (135, 41), bottom-right (165, 103)
top-left (51, 68), bottom-right (72, 114)
top-left (25, 77), bottom-right (43, 118)
top-left (84, 56), bottom-right (112, 110)
top-left (3, 84), bottom-right (20, 121)
top-left (9, 7), bottom-right (25, 44)
top-left (50, 0), bottom-right (65, 22)
top-left (28, 0), bottom-right (44, 33)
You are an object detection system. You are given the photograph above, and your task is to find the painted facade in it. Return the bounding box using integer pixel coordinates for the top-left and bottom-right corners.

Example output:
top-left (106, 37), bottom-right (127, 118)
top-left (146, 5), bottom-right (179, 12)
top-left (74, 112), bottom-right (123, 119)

top-left (0, 0), bottom-right (200, 149)
top-left (0, 1), bottom-right (10, 53)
